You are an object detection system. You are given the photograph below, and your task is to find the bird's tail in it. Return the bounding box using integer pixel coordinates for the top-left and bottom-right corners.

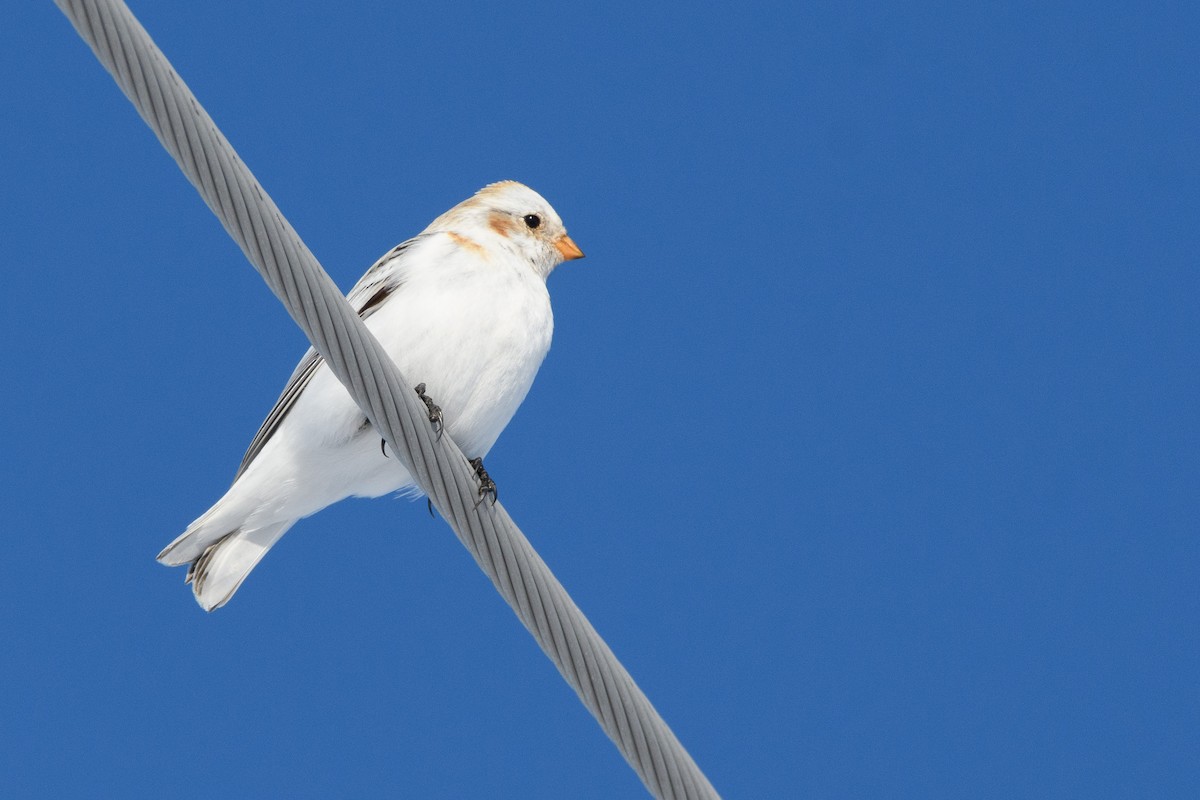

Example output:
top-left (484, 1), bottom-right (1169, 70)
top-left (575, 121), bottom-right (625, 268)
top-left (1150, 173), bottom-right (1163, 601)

top-left (158, 518), bottom-right (294, 611)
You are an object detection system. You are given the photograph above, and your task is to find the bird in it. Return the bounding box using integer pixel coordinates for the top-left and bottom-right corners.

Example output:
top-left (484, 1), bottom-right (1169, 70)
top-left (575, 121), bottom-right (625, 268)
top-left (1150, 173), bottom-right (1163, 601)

top-left (156, 180), bottom-right (584, 611)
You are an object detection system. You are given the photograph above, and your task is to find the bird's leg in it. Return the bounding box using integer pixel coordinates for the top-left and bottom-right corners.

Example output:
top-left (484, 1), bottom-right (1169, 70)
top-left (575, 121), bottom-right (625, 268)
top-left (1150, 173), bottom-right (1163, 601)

top-left (380, 384), bottom-right (442, 455)
top-left (414, 383), bottom-right (444, 438)
top-left (469, 457), bottom-right (498, 507)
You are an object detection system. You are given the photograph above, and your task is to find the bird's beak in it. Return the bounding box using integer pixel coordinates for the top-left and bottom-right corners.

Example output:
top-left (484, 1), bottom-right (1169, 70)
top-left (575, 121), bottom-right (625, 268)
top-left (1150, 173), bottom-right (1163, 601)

top-left (554, 234), bottom-right (585, 261)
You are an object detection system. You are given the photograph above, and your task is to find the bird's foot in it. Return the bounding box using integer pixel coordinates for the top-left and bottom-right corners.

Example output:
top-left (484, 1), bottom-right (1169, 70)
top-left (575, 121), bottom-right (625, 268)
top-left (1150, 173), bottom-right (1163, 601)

top-left (414, 383), bottom-right (444, 438)
top-left (469, 457), bottom-right (497, 507)
top-left (382, 384), bottom-right (442, 456)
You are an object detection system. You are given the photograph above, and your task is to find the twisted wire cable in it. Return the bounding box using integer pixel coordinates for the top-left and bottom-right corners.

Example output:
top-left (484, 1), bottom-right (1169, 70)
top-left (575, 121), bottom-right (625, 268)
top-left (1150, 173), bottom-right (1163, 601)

top-left (54, 1), bottom-right (720, 797)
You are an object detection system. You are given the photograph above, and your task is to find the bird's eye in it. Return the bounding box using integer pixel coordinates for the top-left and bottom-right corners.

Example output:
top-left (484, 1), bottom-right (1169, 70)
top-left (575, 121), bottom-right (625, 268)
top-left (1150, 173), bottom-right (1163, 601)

top-left (523, 214), bottom-right (542, 230)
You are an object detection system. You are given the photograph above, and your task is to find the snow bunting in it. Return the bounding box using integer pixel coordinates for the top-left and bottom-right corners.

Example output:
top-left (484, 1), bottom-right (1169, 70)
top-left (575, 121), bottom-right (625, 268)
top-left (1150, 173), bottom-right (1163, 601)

top-left (157, 181), bottom-right (583, 610)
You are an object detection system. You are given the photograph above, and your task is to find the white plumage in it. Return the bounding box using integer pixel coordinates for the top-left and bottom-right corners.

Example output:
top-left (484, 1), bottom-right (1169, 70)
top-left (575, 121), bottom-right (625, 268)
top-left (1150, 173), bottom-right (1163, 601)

top-left (157, 181), bottom-right (583, 610)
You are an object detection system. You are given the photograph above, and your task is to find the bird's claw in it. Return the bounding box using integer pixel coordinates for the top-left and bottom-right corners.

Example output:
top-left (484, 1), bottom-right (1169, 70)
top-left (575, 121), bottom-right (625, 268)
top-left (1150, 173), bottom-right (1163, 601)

top-left (469, 457), bottom-right (497, 507)
top-left (383, 384), bottom-right (442, 456)
top-left (414, 383), bottom-right (444, 438)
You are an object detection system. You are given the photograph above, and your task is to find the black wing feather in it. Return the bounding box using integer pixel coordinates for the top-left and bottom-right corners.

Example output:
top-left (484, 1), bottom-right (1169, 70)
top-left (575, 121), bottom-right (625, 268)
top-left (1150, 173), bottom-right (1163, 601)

top-left (234, 350), bottom-right (323, 480)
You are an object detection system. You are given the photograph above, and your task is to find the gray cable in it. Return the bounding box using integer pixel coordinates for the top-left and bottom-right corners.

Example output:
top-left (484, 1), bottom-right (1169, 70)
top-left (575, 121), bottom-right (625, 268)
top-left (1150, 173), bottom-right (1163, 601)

top-left (54, 1), bottom-right (720, 797)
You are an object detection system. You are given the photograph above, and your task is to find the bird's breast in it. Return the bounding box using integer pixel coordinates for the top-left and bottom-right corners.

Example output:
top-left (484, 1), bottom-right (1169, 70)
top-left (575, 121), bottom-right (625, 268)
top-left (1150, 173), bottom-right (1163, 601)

top-left (365, 265), bottom-right (553, 457)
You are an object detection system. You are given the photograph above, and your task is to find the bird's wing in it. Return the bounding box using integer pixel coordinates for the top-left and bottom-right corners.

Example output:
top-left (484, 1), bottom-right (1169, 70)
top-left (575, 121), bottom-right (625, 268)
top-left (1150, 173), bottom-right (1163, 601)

top-left (344, 236), bottom-right (420, 320)
top-left (233, 236), bottom-right (423, 480)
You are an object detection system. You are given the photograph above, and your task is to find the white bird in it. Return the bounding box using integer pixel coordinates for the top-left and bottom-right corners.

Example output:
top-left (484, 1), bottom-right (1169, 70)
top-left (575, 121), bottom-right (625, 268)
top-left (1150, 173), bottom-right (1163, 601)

top-left (157, 181), bottom-right (583, 610)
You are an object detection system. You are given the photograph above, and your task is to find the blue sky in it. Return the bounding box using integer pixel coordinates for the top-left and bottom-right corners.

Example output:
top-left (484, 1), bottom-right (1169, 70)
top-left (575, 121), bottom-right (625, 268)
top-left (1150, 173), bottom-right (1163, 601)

top-left (2, 1), bottom-right (1196, 797)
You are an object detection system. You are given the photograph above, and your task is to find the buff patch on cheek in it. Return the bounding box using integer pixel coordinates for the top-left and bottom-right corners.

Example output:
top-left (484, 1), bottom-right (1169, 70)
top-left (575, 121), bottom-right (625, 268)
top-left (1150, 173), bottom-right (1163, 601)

top-left (488, 212), bottom-right (518, 239)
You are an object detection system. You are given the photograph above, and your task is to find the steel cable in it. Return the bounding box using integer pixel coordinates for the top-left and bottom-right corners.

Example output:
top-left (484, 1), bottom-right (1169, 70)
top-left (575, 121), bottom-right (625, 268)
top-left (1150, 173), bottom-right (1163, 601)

top-left (54, 1), bottom-right (720, 797)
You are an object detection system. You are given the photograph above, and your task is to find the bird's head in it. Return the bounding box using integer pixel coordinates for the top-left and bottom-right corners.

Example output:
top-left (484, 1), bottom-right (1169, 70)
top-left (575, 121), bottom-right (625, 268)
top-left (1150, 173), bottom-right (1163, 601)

top-left (425, 180), bottom-right (584, 278)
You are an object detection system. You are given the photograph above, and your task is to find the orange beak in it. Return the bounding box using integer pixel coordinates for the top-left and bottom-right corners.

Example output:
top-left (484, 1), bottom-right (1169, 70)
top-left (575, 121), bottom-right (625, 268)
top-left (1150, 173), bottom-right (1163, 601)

top-left (554, 234), bottom-right (585, 261)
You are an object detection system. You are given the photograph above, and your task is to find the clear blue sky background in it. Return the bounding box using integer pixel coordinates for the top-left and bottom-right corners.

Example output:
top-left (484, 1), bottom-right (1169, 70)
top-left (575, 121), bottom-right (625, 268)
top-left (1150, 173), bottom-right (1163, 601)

top-left (2, 2), bottom-right (1196, 797)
